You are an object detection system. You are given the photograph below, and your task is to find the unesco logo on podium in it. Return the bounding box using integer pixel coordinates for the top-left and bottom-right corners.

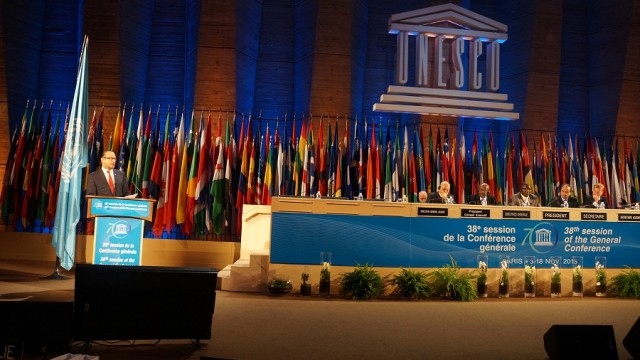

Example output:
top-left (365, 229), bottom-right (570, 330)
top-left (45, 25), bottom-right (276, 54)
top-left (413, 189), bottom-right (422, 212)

top-left (522, 222), bottom-right (558, 254)
top-left (107, 220), bottom-right (131, 239)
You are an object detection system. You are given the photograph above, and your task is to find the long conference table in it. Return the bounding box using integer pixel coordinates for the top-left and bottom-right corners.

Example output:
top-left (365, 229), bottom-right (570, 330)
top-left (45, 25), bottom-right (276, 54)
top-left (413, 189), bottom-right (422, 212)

top-left (270, 197), bottom-right (640, 269)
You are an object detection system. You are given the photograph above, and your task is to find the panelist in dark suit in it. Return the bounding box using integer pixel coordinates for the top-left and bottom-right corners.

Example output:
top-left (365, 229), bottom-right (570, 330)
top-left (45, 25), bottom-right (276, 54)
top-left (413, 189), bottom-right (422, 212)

top-left (467, 183), bottom-right (498, 205)
top-left (86, 151), bottom-right (131, 197)
top-left (509, 183), bottom-right (540, 207)
top-left (584, 182), bottom-right (608, 209)
top-left (549, 183), bottom-right (579, 208)
top-left (427, 181), bottom-right (456, 204)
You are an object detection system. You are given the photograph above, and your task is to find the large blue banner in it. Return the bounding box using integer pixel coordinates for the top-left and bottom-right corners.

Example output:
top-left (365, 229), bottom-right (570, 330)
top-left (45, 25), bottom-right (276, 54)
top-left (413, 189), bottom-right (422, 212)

top-left (93, 217), bottom-right (144, 266)
top-left (271, 212), bottom-right (640, 268)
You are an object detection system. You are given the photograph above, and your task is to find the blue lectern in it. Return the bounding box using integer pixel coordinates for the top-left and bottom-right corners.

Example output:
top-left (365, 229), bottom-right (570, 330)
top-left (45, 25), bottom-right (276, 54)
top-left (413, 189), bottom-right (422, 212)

top-left (86, 196), bottom-right (155, 266)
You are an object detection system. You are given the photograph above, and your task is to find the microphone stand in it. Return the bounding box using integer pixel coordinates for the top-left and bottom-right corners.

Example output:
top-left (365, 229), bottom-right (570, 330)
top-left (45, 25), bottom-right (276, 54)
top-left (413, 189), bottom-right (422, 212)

top-left (41, 256), bottom-right (71, 280)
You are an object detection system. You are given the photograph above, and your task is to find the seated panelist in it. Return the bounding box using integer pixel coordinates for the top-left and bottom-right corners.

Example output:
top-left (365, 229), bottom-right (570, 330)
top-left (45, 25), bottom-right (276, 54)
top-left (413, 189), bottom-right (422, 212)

top-left (509, 183), bottom-right (540, 207)
top-left (583, 183), bottom-right (608, 209)
top-left (549, 184), bottom-right (579, 208)
top-left (427, 181), bottom-right (456, 204)
top-left (467, 183), bottom-right (497, 205)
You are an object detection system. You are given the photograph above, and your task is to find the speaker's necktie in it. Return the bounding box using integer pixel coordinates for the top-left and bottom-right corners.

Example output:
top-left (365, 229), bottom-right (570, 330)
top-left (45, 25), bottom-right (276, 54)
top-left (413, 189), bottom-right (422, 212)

top-left (108, 171), bottom-right (115, 194)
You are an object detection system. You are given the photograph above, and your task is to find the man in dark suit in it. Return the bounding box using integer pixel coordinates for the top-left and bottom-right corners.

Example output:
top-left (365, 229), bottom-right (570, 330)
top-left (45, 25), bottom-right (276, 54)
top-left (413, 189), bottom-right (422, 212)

top-left (86, 151), bottom-right (131, 197)
top-left (549, 183), bottom-right (579, 208)
top-left (427, 181), bottom-right (456, 204)
top-left (467, 182), bottom-right (498, 205)
top-left (583, 182), bottom-right (608, 208)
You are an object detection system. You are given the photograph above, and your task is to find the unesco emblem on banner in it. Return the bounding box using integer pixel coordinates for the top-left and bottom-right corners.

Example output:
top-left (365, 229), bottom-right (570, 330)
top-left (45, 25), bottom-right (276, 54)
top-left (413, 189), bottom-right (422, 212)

top-left (521, 222), bottom-right (558, 254)
top-left (94, 200), bottom-right (104, 209)
top-left (107, 220), bottom-right (131, 239)
top-left (374, 3), bottom-right (519, 120)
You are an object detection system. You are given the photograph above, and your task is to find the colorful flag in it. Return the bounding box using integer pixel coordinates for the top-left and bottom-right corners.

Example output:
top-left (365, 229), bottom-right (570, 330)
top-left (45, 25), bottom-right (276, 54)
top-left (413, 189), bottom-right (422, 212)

top-left (194, 113), bottom-right (212, 235)
top-left (235, 116), bottom-right (251, 235)
top-left (211, 133), bottom-right (225, 234)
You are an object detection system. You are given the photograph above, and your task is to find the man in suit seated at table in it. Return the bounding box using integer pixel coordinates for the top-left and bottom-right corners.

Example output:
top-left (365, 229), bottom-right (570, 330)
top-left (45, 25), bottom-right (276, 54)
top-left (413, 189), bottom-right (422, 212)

top-left (86, 151), bottom-right (131, 197)
top-left (509, 183), bottom-right (540, 207)
top-left (467, 182), bottom-right (498, 205)
top-left (583, 182), bottom-right (608, 209)
top-left (427, 181), bottom-right (456, 204)
top-left (549, 183), bottom-right (579, 208)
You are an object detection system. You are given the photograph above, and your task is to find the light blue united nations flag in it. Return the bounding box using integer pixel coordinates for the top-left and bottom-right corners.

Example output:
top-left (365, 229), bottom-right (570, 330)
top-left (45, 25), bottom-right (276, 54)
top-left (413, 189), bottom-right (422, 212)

top-left (52, 35), bottom-right (89, 271)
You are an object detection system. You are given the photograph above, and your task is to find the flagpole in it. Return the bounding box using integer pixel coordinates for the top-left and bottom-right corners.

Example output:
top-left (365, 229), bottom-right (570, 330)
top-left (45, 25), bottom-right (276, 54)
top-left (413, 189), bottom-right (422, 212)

top-left (41, 256), bottom-right (70, 280)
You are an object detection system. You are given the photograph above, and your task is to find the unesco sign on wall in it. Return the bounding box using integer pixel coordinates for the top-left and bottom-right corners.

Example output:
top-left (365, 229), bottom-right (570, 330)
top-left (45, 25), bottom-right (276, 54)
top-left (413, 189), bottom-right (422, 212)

top-left (373, 3), bottom-right (519, 120)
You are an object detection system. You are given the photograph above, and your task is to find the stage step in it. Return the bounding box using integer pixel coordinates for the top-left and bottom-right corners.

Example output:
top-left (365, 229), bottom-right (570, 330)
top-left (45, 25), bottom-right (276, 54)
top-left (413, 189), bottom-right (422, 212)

top-left (218, 251), bottom-right (270, 293)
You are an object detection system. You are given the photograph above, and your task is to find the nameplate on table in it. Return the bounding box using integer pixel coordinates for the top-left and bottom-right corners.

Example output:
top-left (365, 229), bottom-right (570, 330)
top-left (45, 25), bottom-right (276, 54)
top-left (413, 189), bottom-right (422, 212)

top-left (502, 210), bottom-right (531, 219)
top-left (461, 208), bottom-right (490, 218)
top-left (542, 211), bottom-right (569, 220)
top-left (418, 207), bottom-right (449, 217)
top-left (581, 212), bottom-right (607, 221)
top-left (618, 213), bottom-right (640, 222)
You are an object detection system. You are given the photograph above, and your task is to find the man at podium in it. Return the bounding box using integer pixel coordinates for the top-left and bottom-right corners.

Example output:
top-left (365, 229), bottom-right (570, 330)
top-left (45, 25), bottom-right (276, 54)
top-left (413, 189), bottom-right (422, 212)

top-left (87, 151), bottom-right (131, 197)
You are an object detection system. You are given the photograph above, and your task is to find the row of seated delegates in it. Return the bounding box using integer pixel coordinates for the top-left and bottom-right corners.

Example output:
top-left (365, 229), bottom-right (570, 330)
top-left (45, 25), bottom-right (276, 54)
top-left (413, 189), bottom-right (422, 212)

top-left (548, 183), bottom-right (610, 208)
top-left (417, 181), bottom-right (613, 209)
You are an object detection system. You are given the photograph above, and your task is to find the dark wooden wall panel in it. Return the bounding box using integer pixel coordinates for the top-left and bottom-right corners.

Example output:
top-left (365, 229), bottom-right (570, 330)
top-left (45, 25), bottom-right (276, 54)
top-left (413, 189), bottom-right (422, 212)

top-left (194, 0), bottom-right (236, 112)
top-left (253, 1), bottom-right (295, 119)
top-left (522, 1), bottom-right (562, 135)
top-left (616, 0), bottom-right (640, 139)
top-left (293, 0), bottom-right (318, 117)
top-left (557, 0), bottom-right (589, 138)
top-left (234, 0), bottom-right (261, 115)
top-left (85, 0), bottom-right (121, 139)
top-left (587, 0), bottom-right (635, 139)
top-left (310, 0), bottom-right (352, 119)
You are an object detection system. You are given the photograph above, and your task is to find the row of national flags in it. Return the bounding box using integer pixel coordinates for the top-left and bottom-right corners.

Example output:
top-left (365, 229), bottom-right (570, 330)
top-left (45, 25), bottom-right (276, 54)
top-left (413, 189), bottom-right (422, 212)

top-left (3, 108), bottom-right (640, 238)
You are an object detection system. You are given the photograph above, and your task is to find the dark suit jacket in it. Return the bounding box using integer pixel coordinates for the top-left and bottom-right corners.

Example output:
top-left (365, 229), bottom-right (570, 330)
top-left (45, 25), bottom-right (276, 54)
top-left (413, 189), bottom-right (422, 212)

top-left (467, 194), bottom-right (498, 205)
top-left (549, 196), bottom-right (579, 208)
top-left (583, 195), bottom-right (608, 209)
top-left (86, 168), bottom-right (131, 197)
top-left (426, 192), bottom-right (456, 204)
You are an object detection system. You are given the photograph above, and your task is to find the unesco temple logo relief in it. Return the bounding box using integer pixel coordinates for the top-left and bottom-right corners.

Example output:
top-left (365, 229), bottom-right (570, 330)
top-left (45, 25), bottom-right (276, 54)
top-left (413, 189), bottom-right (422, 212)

top-left (374, 3), bottom-right (519, 120)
